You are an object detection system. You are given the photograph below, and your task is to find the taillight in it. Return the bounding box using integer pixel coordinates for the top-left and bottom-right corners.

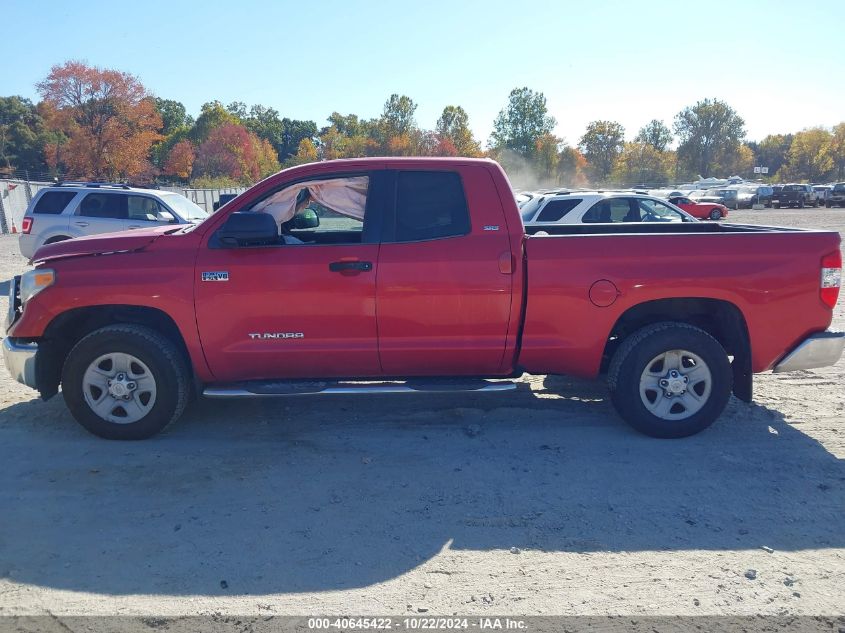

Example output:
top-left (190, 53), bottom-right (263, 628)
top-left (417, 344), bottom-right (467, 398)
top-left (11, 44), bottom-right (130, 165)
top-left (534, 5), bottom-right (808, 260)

top-left (21, 217), bottom-right (33, 234)
top-left (820, 250), bottom-right (842, 309)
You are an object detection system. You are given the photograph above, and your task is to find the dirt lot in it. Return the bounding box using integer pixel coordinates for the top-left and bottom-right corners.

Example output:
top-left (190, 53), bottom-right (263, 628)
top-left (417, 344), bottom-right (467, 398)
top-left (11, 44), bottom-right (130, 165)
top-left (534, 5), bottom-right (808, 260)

top-left (0, 208), bottom-right (843, 619)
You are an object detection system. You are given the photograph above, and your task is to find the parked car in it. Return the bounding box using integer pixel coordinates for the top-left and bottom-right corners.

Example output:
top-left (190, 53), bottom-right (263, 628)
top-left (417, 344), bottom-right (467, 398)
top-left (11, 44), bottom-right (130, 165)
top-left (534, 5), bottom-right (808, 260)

top-left (690, 188), bottom-right (739, 210)
top-left (826, 183), bottom-right (845, 208)
top-left (667, 196), bottom-right (729, 220)
top-left (520, 191), bottom-right (696, 225)
top-left (18, 183), bottom-right (208, 260)
top-left (4, 158), bottom-right (843, 441)
top-left (772, 184), bottom-right (819, 208)
top-left (736, 185), bottom-right (774, 209)
top-left (813, 185), bottom-right (831, 205)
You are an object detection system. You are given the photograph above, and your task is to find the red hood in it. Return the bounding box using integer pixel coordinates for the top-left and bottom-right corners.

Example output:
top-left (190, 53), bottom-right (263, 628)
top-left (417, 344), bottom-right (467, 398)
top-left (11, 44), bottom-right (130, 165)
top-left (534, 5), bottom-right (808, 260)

top-left (32, 225), bottom-right (176, 264)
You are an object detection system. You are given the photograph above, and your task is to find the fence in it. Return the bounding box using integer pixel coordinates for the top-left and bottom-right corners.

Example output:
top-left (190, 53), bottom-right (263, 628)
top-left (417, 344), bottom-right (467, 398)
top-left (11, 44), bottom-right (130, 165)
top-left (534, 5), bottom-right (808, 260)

top-left (0, 177), bottom-right (247, 234)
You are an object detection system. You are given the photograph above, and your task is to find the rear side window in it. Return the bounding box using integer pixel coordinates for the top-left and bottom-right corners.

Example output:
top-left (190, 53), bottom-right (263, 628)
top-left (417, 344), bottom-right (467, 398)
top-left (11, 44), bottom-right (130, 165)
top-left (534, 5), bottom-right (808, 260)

top-left (79, 193), bottom-right (127, 219)
top-left (395, 171), bottom-right (470, 242)
top-left (535, 198), bottom-right (582, 222)
top-left (32, 191), bottom-right (76, 215)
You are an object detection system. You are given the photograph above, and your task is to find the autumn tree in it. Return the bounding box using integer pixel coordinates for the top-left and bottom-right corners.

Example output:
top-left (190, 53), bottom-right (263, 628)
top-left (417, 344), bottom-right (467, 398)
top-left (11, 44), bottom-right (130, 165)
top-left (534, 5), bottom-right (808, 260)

top-left (674, 98), bottom-right (745, 179)
top-left (748, 134), bottom-right (793, 179)
top-left (36, 61), bottom-right (162, 180)
top-left (635, 119), bottom-right (672, 152)
top-left (489, 87), bottom-right (556, 158)
top-left (193, 122), bottom-right (279, 185)
top-left (190, 101), bottom-right (241, 144)
top-left (154, 98), bottom-right (191, 135)
top-left (579, 120), bottom-right (625, 183)
top-left (556, 146), bottom-right (589, 187)
top-left (163, 139), bottom-right (196, 180)
top-left (611, 142), bottom-right (673, 186)
top-left (778, 128), bottom-right (833, 182)
top-left (828, 122), bottom-right (845, 180)
top-left (435, 106), bottom-right (481, 157)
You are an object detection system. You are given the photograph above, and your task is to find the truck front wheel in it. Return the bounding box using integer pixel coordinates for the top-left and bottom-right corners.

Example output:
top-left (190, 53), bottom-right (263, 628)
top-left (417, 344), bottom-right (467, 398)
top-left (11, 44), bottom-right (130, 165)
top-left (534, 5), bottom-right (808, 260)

top-left (607, 322), bottom-right (732, 438)
top-left (61, 324), bottom-right (190, 440)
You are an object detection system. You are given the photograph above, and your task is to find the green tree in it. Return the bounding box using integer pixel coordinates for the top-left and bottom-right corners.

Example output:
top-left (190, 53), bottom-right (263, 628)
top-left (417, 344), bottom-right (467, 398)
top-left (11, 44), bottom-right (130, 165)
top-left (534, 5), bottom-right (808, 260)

top-left (489, 87), bottom-right (556, 157)
top-left (0, 96), bottom-right (49, 173)
top-left (435, 105), bottom-right (481, 157)
top-left (674, 98), bottom-right (745, 178)
top-left (635, 119), bottom-right (672, 152)
top-left (578, 120), bottom-right (625, 183)
top-left (153, 98), bottom-right (191, 135)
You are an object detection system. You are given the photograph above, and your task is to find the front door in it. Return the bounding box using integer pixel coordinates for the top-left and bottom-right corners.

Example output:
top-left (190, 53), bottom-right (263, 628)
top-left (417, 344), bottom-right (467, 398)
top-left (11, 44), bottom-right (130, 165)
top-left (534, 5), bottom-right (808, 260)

top-left (194, 173), bottom-right (382, 382)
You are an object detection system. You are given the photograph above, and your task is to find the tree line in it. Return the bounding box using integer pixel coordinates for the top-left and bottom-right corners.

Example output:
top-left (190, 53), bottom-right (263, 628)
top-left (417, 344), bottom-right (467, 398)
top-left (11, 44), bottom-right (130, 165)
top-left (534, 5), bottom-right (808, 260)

top-left (1, 61), bottom-right (844, 189)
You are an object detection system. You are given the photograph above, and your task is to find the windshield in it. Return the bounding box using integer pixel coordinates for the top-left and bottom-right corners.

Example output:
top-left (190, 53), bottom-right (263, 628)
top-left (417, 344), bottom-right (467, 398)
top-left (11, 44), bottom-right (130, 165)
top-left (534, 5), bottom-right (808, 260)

top-left (519, 195), bottom-right (546, 222)
top-left (834, 184), bottom-right (845, 192)
top-left (160, 192), bottom-right (209, 221)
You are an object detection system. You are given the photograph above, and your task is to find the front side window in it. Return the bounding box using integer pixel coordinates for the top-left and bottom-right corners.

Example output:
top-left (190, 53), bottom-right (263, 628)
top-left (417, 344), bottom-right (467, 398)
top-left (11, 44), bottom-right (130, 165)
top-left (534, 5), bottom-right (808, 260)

top-left (582, 198), bottom-right (635, 223)
top-left (250, 175), bottom-right (369, 244)
top-left (33, 191), bottom-right (77, 215)
top-left (638, 199), bottom-right (686, 222)
top-left (79, 193), bottom-right (126, 219)
top-left (128, 196), bottom-right (175, 223)
top-left (535, 198), bottom-right (582, 222)
top-left (394, 171), bottom-right (469, 242)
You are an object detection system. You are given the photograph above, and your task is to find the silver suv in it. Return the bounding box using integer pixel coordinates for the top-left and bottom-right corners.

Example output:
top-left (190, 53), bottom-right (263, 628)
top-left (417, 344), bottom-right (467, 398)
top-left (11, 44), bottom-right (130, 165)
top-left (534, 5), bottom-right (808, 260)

top-left (19, 182), bottom-right (208, 259)
top-left (519, 190), bottom-right (696, 225)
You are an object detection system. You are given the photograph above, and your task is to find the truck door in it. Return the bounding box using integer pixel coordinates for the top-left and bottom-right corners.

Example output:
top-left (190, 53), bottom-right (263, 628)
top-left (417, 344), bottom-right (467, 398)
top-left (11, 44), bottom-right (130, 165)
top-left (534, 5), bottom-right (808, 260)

top-left (194, 173), bottom-right (385, 382)
top-left (375, 167), bottom-right (514, 375)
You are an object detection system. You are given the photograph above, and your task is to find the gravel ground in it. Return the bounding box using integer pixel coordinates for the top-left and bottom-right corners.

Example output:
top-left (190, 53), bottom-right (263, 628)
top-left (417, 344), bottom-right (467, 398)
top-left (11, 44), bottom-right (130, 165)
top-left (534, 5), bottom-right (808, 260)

top-left (0, 208), bottom-right (843, 619)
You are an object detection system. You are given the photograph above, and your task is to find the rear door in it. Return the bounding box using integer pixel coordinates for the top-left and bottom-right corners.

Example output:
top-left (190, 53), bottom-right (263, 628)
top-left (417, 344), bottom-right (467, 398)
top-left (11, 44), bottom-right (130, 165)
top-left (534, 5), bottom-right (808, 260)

top-left (375, 167), bottom-right (514, 375)
top-left (75, 192), bottom-right (128, 235)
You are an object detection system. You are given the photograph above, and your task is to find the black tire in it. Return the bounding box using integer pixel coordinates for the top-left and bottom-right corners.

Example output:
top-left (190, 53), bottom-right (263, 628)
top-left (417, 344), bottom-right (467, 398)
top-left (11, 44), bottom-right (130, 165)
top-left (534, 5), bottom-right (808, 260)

top-left (709, 208), bottom-right (722, 220)
top-left (825, 201), bottom-right (832, 208)
top-left (61, 324), bottom-right (190, 440)
top-left (607, 322), bottom-right (732, 439)
top-left (798, 199), bottom-right (805, 209)
top-left (773, 203), bottom-right (780, 209)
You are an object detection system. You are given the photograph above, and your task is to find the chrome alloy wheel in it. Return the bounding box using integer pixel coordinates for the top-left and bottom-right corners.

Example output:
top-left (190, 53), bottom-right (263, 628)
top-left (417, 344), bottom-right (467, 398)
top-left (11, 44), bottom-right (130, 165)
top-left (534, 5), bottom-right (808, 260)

top-left (639, 349), bottom-right (712, 421)
top-left (82, 352), bottom-right (157, 424)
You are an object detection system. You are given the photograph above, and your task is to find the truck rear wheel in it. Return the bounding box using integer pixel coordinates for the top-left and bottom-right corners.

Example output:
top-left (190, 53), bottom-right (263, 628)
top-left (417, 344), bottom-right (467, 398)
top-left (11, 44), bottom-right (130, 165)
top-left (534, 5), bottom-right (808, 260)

top-left (62, 325), bottom-right (190, 440)
top-left (607, 322), bottom-right (732, 438)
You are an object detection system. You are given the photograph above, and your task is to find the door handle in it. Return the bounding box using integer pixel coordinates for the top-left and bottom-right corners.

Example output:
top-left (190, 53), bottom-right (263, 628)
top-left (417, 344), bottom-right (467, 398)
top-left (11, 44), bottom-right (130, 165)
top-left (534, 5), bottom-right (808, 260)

top-left (75, 221), bottom-right (89, 227)
top-left (329, 260), bottom-right (373, 273)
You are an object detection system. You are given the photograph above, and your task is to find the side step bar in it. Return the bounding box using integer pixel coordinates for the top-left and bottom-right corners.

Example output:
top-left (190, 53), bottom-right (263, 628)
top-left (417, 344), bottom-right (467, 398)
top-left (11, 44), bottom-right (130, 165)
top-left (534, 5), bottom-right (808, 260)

top-left (203, 379), bottom-right (517, 398)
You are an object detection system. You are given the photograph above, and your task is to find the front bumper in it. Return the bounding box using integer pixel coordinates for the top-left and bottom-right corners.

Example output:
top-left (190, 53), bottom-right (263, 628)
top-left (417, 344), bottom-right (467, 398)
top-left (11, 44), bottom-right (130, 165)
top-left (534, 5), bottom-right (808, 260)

top-left (773, 331), bottom-right (845, 373)
top-left (2, 337), bottom-right (38, 389)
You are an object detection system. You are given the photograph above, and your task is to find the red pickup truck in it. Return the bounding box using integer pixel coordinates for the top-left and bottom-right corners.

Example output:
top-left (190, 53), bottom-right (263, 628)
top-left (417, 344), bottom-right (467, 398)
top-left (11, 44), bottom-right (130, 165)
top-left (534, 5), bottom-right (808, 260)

top-left (4, 158), bottom-right (843, 440)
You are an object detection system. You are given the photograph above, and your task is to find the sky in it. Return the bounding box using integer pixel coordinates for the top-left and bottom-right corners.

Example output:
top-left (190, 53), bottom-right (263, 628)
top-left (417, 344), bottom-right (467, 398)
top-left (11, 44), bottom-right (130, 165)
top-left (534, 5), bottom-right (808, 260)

top-left (3, 0), bottom-right (844, 146)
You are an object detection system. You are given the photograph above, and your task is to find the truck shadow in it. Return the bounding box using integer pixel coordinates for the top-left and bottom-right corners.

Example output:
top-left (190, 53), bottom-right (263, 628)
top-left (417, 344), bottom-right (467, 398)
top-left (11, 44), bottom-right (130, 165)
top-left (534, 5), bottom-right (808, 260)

top-left (0, 377), bottom-right (842, 596)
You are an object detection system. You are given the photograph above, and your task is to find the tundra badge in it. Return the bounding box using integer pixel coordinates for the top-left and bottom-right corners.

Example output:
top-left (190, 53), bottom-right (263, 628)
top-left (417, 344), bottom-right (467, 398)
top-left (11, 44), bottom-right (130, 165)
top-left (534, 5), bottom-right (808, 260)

top-left (201, 271), bottom-right (229, 282)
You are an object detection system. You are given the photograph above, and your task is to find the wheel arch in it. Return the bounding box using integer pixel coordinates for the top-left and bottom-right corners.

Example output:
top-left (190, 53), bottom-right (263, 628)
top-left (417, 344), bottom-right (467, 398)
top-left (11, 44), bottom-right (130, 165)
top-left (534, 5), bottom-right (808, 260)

top-left (602, 297), bottom-right (752, 402)
top-left (36, 305), bottom-right (194, 400)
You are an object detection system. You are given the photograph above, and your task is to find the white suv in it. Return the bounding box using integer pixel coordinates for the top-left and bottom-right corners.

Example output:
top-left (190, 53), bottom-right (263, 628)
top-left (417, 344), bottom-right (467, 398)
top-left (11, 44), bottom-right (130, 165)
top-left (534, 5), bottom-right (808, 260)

top-left (19, 182), bottom-right (208, 259)
top-left (519, 190), bottom-right (696, 225)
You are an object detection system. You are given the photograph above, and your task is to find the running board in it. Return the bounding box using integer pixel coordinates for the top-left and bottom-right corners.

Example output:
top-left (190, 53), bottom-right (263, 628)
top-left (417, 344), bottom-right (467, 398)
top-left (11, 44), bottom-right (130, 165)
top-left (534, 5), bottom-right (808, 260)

top-left (203, 379), bottom-right (517, 398)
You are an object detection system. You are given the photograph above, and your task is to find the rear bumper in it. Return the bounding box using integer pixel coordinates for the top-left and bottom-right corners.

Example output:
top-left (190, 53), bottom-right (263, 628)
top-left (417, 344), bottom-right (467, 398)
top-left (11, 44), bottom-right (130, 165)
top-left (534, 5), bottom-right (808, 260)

top-left (773, 331), bottom-right (845, 373)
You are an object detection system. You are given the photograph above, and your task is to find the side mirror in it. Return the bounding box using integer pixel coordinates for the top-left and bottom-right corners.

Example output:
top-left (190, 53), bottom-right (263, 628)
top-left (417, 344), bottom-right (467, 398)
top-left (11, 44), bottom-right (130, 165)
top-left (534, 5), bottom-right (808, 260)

top-left (291, 209), bottom-right (320, 229)
top-left (216, 212), bottom-right (277, 247)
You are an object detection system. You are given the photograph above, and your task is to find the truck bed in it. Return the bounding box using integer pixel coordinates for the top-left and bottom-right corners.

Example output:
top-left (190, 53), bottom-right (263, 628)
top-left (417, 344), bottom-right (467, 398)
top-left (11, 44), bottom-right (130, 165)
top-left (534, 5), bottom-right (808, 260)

top-left (524, 222), bottom-right (814, 237)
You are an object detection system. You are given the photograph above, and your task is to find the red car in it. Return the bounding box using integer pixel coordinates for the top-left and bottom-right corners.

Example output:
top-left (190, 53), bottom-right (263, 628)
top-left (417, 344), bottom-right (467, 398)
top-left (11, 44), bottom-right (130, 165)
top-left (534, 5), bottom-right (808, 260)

top-left (668, 196), bottom-right (729, 220)
top-left (3, 158), bottom-right (842, 440)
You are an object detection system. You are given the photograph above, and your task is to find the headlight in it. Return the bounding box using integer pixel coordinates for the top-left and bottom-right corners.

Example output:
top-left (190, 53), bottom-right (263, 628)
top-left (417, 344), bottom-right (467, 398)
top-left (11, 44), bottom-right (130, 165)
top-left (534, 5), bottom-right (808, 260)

top-left (20, 269), bottom-right (55, 304)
